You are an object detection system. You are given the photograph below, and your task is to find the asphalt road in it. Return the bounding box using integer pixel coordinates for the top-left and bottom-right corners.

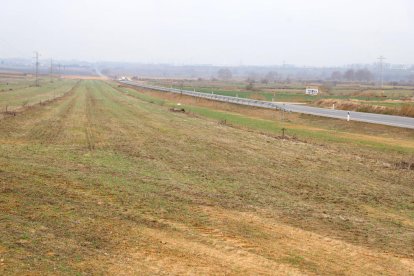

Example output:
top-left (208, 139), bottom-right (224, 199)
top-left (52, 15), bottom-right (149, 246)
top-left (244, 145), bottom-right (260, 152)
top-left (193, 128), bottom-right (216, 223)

top-left (120, 80), bottom-right (414, 130)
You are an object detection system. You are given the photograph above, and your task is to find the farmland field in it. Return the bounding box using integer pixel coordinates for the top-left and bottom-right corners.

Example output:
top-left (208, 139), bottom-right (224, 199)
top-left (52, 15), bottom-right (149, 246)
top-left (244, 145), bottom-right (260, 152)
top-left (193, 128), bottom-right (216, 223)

top-left (0, 76), bottom-right (78, 117)
top-left (1, 79), bottom-right (414, 275)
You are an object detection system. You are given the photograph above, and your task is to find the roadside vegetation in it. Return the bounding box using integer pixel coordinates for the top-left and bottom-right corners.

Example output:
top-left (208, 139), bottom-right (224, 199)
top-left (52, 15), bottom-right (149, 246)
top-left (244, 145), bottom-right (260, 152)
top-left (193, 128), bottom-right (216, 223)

top-left (150, 79), bottom-right (414, 117)
top-left (116, 83), bottom-right (414, 154)
top-left (0, 79), bottom-right (413, 275)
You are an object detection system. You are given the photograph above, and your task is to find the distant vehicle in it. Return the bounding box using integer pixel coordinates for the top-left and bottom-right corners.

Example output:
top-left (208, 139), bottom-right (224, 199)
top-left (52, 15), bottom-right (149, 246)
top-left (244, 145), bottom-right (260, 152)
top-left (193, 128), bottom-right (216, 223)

top-left (305, 87), bottom-right (319, 95)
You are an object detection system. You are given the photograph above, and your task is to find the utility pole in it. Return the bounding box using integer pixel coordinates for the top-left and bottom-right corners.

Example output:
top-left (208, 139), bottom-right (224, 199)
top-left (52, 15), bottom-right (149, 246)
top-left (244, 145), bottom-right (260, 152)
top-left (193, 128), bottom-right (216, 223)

top-left (50, 58), bottom-right (53, 83)
top-left (378, 55), bottom-right (386, 88)
top-left (34, 51), bottom-right (40, 86)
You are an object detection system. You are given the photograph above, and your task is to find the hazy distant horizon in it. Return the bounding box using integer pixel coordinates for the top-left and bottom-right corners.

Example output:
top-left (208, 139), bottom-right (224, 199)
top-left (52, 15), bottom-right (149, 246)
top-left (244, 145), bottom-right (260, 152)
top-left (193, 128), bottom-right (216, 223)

top-left (1, 57), bottom-right (412, 70)
top-left (1, 0), bottom-right (413, 67)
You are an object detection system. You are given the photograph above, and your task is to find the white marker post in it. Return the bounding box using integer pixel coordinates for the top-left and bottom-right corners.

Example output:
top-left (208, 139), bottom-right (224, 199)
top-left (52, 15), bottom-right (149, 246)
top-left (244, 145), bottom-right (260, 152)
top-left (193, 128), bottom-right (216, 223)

top-left (347, 111), bottom-right (350, 122)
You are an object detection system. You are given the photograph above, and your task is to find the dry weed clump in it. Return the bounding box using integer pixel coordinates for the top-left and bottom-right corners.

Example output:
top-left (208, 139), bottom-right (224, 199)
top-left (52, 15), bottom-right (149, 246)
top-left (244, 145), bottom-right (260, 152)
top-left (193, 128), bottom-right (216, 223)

top-left (400, 103), bottom-right (414, 117)
top-left (395, 156), bottom-right (414, 170)
top-left (249, 93), bottom-right (267, 101)
top-left (315, 99), bottom-right (414, 117)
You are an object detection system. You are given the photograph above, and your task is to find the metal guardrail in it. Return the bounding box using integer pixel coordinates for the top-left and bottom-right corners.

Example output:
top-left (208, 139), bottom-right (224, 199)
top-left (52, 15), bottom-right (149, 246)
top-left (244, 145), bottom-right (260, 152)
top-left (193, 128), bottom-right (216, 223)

top-left (120, 80), bottom-right (286, 111)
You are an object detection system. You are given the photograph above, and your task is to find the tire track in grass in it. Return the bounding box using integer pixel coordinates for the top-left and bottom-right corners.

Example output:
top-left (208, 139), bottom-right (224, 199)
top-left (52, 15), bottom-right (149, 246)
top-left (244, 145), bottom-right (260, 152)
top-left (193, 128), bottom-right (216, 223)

top-left (26, 81), bottom-right (82, 144)
top-left (86, 81), bottom-right (153, 146)
top-left (79, 80), bottom-right (117, 150)
top-left (76, 80), bottom-right (138, 150)
top-left (84, 83), bottom-right (96, 150)
top-left (64, 79), bottom-right (141, 151)
top-left (98, 81), bottom-right (191, 166)
top-left (56, 80), bottom-right (105, 150)
top-left (98, 81), bottom-right (181, 141)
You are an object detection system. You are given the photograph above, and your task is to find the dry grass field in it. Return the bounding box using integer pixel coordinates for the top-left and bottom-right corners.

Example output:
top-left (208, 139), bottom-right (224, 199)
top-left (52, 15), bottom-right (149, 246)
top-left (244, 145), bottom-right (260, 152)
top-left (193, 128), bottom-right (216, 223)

top-left (1, 79), bottom-right (413, 275)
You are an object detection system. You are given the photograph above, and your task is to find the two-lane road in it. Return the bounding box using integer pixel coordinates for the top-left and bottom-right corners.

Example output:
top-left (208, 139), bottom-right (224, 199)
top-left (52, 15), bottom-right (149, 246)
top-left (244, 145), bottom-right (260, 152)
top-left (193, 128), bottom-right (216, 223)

top-left (282, 104), bottom-right (414, 129)
top-left (120, 80), bottom-right (414, 129)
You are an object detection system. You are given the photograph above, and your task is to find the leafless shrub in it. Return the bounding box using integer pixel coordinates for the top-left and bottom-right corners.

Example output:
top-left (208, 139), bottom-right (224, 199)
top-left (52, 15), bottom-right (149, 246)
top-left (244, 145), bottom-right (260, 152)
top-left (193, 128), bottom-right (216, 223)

top-left (218, 119), bottom-right (227, 125)
top-left (395, 157), bottom-right (414, 170)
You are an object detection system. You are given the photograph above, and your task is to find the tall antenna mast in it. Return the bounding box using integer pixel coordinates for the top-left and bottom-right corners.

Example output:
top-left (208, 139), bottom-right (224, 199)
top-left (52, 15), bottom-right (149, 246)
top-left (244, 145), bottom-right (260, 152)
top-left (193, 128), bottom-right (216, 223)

top-left (377, 55), bottom-right (386, 88)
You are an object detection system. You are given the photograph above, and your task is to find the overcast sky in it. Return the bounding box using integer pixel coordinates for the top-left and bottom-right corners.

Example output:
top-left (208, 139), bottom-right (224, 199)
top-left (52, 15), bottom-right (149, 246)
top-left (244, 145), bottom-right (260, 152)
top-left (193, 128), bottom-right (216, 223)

top-left (1, 0), bottom-right (413, 66)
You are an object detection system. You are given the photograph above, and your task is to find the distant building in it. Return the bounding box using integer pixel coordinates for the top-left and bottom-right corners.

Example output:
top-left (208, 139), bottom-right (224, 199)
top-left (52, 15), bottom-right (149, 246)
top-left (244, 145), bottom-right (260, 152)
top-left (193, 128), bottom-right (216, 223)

top-left (305, 87), bottom-right (319, 95)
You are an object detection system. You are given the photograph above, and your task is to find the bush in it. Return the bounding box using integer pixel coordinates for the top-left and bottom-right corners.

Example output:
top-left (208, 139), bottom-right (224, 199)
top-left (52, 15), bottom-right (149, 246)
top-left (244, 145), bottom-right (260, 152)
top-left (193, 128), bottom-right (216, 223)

top-left (400, 104), bottom-right (414, 117)
top-left (246, 82), bottom-right (255, 91)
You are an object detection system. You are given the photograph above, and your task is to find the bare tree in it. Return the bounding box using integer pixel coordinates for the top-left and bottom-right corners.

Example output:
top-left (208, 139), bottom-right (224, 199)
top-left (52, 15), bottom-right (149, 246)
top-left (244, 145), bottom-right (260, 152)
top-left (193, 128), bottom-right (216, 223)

top-left (320, 82), bottom-right (335, 95)
top-left (330, 71), bottom-right (342, 81)
top-left (217, 68), bottom-right (232, 80)
top-left (407, 74), bottom-right (414, 85)
top-left (263, 71), bottom-right (278, 83)
top-left (344, 69), bottom-right (355, 81)
top-left (246, 72), bottom-right (258, 83)
top-left (260, 78), bottom-right (269, 84)
top-left (246, 81), bottom-right (255, 91)
top-left (355, 69), bottom-right (373, 82)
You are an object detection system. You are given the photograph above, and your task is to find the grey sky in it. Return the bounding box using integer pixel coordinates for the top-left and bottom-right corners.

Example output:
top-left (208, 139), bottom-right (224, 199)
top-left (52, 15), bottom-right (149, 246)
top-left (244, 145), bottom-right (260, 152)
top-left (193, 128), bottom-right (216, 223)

top-left (1, 0), bottom-right (413, 66)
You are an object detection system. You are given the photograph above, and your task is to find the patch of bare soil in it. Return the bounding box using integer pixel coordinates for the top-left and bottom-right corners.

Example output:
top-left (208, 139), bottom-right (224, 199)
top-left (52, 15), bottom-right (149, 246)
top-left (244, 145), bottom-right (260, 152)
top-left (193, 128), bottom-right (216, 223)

top-left (108, 206), bottom-right (414, 275)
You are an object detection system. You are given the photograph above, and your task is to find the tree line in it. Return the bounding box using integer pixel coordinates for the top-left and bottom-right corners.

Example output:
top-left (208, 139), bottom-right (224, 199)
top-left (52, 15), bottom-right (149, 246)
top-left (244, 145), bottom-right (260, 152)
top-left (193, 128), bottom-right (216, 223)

top-left (331, 69), bottom-right (374, 82)
top-left (217, 68), bottom-right (375, 83)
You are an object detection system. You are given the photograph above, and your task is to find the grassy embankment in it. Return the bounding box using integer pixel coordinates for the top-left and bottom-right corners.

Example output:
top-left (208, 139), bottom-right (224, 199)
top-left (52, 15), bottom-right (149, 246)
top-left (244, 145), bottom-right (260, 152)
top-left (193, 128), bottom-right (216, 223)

top-left (0, 79), bottom-right (413, 275)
